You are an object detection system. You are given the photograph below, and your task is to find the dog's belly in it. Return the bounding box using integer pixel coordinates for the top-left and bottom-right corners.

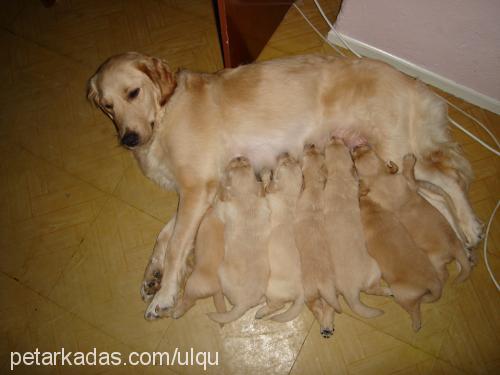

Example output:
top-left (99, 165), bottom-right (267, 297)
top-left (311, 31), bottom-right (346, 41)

top-left (225, 122), bottom-right (366, 171)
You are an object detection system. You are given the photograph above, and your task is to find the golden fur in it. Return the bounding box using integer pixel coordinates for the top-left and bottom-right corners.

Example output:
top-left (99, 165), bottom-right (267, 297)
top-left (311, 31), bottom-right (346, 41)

top-left (324, 138), bottom-right (390, 318)
top-left (294, 145), bottom-right (341, 337)
top-left (256, 153), bottom-right (304, 322)
top-left (353, 146), bottom-right (443, 331)
top-left (87, 53), bottom-right (482, 318)
top-left (207, 157), bottom-right (270, 324)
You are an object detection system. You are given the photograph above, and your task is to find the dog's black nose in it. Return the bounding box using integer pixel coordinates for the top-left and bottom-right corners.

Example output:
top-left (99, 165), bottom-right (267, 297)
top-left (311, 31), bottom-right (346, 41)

top-left (121, 132), bottom-right (139, 147)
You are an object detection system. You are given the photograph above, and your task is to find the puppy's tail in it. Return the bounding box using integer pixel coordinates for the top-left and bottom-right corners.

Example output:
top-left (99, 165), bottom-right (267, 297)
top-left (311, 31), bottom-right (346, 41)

top-left (454, 248), bottom-right (472, 283)
top-left (343, 290), bottom-right (383, 318)
top-left (207, 303), bottom-right (250, 324)
top-left (212, 291), bottom-right (227, 328)
top-left (270, 296), bottom-right (304, 323)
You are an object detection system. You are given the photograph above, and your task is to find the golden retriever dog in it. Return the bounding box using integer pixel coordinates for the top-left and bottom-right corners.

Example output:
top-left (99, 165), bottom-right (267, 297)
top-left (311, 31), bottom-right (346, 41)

top-left (353, 146), bottom-right (442, 331)
top-left (170, 207), bottom-right (226, 320)
top-left (356, 148), bottom-right (471, 283)
top-left (87, 53), bottom-right (481, 318)
top-left (295, 145), bottom-right (341, 338)
top-left (207, 157), bottom-right (270, 324)
top-left (324, 138), bottom-right (390, 318)
top-left (255, 153), bottom-right (304, 322)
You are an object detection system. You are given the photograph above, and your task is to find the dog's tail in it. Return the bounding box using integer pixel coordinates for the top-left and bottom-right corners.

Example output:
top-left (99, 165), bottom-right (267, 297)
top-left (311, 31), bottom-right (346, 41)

top-left (207, 303), bottom-right (250, 324)
top-left (270, 296), bottom-right (304, 323)
top-left (343, 289), bottom-right (383, 318)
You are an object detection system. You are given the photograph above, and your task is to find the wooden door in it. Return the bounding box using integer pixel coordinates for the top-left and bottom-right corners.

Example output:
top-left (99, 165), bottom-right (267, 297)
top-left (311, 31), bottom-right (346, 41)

top-left (213, 0), bottom-right (293, 68)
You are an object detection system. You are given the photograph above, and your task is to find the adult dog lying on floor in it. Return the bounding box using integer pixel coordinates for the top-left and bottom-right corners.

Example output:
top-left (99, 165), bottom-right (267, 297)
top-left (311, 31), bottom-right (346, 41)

top-left (87, 53), bottom-right (482, 319)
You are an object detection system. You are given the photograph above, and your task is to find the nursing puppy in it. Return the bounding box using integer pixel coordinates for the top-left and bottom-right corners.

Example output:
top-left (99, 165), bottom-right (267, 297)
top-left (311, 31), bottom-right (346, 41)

top-left (255, 153), bottom-right (304, 322)
top-left (295, 144), bottom-right (341, 337)
top-left (208, 157), bottom-right (270, 324)
top-left (366, 152), bottom-right (471, 283)
top-left (324, 138), bottom-right (389, 318)
top-left (171, 207), bottom-right (226, 320)
top-left (353, 146), bottom-right (442, 331)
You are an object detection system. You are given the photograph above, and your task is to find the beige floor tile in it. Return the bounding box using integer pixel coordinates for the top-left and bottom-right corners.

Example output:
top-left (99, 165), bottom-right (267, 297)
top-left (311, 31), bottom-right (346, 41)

top-left (48, 197), bottom-right (172, 353)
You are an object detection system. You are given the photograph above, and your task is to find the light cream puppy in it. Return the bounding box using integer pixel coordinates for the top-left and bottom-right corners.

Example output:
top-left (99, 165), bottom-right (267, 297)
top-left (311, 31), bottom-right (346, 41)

top-left (255, 153), bottom-right (304, 322)
top-left (295, 144), bottom-right (342, 338)
top-left (324, 138), bottom-right (390, 318)
top-left (172, 206), bottom-right (226, 320)
top-left (353, 146), bottom-right (442, 331)
top-left (208, 157), bottom-right (270, 324)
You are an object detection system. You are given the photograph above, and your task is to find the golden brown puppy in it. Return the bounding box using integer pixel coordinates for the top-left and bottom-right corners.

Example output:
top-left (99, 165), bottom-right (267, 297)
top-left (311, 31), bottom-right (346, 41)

top-left (88, 53), bottom-right (481, 319)
top-left (353, 146), bottom-right (442, 331)
top-left (363, 151), bottom-right (471, 283)
top-left (171, 207), bottom-right (226, 320)
top-left (295, 145), bottom-right (341, 338)
top-left (324, 138), bottom-right (390, 318)
top-left (207, 157), bottom-right (270, 324)
top-left (256, 153), bottom-right (304, 322)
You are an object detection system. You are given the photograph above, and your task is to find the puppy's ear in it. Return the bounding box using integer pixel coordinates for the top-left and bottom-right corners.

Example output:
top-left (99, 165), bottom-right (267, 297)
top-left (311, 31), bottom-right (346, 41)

top-left (136, 57), bottom-right (176, 107)
top-left (86, 75), bottom-right (100, 107)
top-left (386, 161), bottom-right (399, 174)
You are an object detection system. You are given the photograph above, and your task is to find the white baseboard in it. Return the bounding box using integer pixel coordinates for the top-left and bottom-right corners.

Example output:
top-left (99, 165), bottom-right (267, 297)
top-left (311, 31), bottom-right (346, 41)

top-left (327, 30), bottom-right (500, 114)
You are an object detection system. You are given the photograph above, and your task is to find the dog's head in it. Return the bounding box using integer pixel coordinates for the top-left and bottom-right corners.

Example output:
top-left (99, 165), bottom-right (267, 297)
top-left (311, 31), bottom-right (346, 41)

top-left (325, 136), bottom-right (354, 175)
top-left (87, 52), bottom-right (176, 149)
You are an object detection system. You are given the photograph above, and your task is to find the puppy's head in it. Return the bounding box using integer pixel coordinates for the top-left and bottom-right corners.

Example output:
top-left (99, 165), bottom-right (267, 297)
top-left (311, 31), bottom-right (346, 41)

top-left (87, 52), bottom-right (176, 149)
top-left (351, 145), bottom-right (398, 177)
top-left (223, 156), bottom-right (260, 197)
top-left (302, 144), bottom-right (327, 188)
top-left (270, 153), bottom-right (303, 198)
top-left (325, 136), bottom-right (353, 173)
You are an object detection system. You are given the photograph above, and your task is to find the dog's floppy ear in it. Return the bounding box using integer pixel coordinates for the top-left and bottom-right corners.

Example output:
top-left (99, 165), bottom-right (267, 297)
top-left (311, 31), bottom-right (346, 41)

top-left (86, 75), bottom-right (100, 107)
top-left (136, 57), bottom-right (176, 107)
top-left (386, 160), bottom-right (399, 174)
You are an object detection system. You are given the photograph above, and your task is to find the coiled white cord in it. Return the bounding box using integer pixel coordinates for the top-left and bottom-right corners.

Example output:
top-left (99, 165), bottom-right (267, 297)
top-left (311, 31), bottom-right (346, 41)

top-left (295, 0), bottom-right (500, 290)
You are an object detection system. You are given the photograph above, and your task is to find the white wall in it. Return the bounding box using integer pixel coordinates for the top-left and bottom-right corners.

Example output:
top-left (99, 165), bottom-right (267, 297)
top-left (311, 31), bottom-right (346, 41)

top-left (334, 0), bottom-right (500, 104)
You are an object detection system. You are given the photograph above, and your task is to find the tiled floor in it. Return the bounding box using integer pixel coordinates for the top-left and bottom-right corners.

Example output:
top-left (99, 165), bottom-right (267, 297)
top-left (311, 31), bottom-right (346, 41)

top-left (1, 1), bottom-right (499, 374)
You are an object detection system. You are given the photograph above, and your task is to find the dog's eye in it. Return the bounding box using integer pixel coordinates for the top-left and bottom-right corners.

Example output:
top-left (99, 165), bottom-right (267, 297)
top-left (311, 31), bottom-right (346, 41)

top-left (128, 88), bottom-right (140, 100)
top-left (103, 104), bottom-right (113, 110)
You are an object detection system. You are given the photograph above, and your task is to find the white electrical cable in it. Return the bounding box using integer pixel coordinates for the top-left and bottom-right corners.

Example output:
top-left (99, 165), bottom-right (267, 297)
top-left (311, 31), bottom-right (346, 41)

top-left (484, 201), bottom-right (500, 291)
top-left (312, 0), bottom-right (361, 58)
top-left (292, 3), bottom-right (344, 56)
top-left (296, 0), bottom-right (500, 289)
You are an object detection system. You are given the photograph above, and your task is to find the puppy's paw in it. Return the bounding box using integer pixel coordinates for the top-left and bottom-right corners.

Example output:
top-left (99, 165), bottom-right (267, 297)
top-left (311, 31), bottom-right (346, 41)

top-left (141, 267), bottom-right (163, 303)
top-left (320, 328), bottom-right (334, 338)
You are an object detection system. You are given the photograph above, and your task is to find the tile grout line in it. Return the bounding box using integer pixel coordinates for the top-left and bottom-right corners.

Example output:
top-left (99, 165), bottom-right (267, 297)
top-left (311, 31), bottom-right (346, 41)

top-left (287, 318), bottom-right (316, 375)
top-left (338, 310), bottom-right (474, 374)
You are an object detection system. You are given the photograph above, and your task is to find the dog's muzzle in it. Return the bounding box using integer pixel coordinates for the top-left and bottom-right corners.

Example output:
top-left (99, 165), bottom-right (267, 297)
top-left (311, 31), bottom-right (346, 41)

top-left (121, 132), bottom-right (139, 148)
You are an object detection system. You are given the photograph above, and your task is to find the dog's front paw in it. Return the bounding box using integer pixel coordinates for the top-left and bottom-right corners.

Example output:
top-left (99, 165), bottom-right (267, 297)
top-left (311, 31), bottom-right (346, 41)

top-left (141, 263), bottom-right (163, 303)
top-left (144, 289), bottom-right (177, 321)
